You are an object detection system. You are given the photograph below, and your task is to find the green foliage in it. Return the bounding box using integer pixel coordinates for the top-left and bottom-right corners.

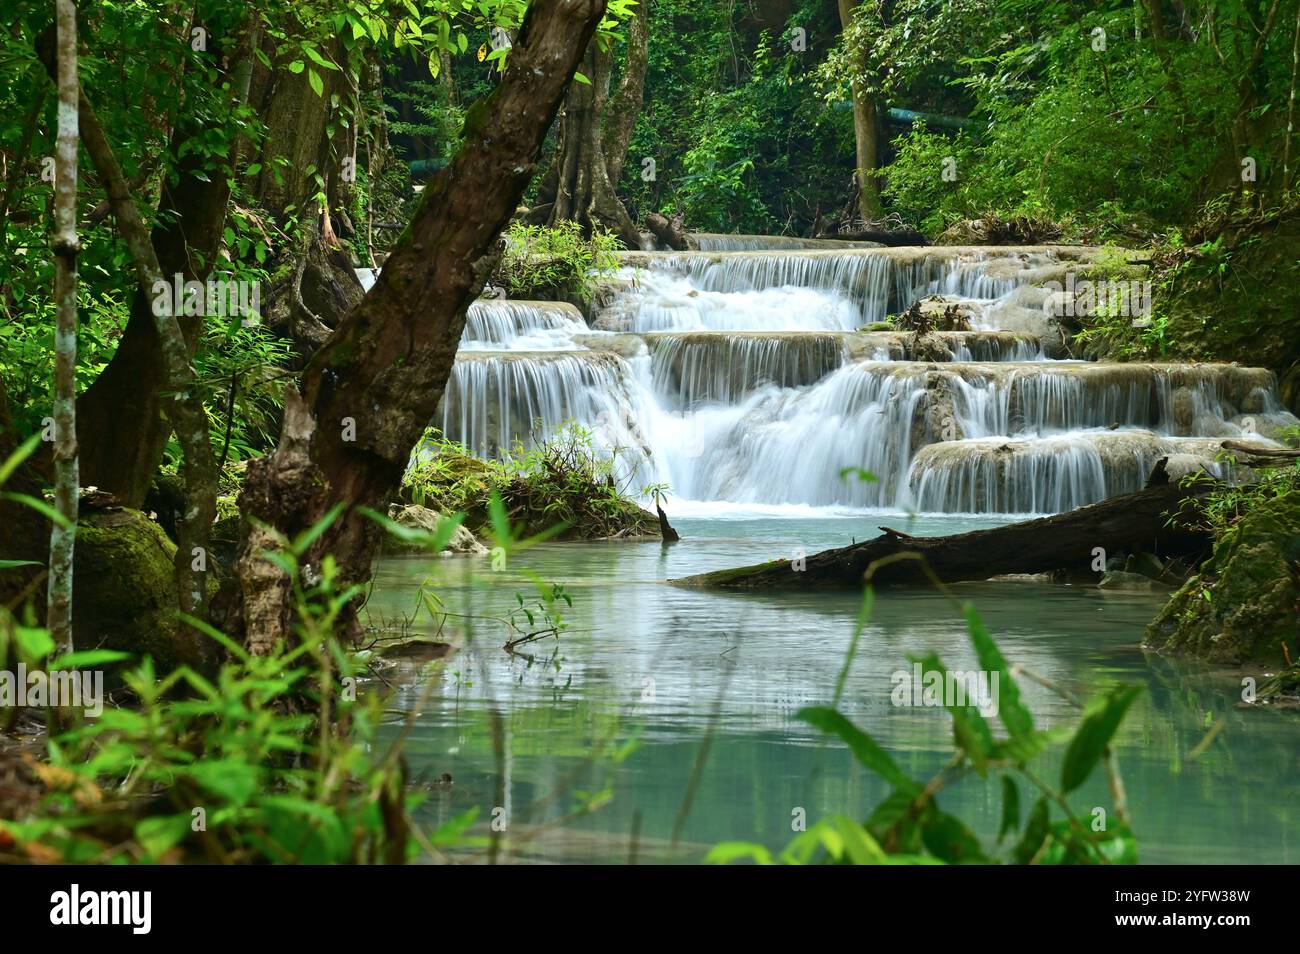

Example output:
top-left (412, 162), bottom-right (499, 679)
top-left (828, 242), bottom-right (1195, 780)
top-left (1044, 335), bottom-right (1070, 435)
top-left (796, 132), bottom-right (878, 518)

top-left (622, 0), bottom-right (850, 234)
top-left (496, 221), bottom-right (620, 303)
top-left (402, 425), bottom-right (658, 540)
top-left (1184, 461), bottom-right (1300, 538)
top-left (0, 511), bottom-right (473, 864)
top-left (873, 2), bottom-right (1300, 238)
top-left (709, 600), bottom-right (1141, 865)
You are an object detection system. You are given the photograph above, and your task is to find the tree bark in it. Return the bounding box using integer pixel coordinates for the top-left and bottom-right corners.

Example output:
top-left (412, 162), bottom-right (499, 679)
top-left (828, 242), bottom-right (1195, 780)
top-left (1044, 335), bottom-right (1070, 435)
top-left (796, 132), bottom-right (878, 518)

top-left (539, 0), bottom-right (647, 247)
top-left (67, 16), bottom-right (248, 508)
top-left (48, 0), bottom-right (80, 655)
top-left (837, 0), bottom-right (883, 223)
top-left (68, 78), bottom-right (219, 623)
top-left (226, 0), bottom-right (609, 652)
top-left (672, 480), bottom-right (1212, 589)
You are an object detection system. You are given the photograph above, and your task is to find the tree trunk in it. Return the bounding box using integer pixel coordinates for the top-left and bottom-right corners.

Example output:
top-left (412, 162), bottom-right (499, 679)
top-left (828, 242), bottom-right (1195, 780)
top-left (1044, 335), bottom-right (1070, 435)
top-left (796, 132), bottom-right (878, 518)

top-left (48, 0), bottom-right (80, 654)
top-left (251, 36), bottom-right (347, 218)
top-left (538, 0), bottom-right (648, 247)
top-left (69, 16), bottom-right (250, 508)
top-left (837, 0), bottom-right (882, 223)
top-left (67, 77), bottom-right (219, 624)
top-left (672, 479), bottom-right (1212, 589)
top-left (225, 0), bottom-right (610, 652)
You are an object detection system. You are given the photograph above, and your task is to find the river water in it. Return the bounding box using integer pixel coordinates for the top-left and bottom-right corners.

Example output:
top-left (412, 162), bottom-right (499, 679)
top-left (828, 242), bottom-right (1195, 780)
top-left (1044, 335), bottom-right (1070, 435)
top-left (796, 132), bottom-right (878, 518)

top-left (369, 510), bottom-right (1300, 864)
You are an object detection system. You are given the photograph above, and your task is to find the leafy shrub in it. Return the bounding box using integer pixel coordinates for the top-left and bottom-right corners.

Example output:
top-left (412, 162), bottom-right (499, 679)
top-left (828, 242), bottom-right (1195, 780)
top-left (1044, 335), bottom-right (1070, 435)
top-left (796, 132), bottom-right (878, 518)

top-left (402, 425), bottom-right (658, 540)
top-left (495, 221), bottom-right (620, 303)
top-left (0, 512), bottom-right (478, 864)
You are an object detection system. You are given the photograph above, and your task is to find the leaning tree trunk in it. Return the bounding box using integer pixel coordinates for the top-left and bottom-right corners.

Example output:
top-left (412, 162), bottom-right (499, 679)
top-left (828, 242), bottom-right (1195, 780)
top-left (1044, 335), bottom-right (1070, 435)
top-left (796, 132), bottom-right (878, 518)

top-left (225, 0), bottom-right (610, 653)
top-left (837, 0), bottom-right (882, 223)
top-left (535, 0), bottom-right (647, 247)
top-left (47, 0), bottom-right (80, 654)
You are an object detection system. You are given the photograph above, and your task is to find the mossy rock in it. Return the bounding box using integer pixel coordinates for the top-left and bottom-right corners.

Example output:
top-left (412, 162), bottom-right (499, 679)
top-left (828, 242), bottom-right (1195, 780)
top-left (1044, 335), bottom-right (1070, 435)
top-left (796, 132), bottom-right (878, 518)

top-left (1144, 491), bottom-right (1300, 664)
top-left (73, 509), bottom-right (217, 674)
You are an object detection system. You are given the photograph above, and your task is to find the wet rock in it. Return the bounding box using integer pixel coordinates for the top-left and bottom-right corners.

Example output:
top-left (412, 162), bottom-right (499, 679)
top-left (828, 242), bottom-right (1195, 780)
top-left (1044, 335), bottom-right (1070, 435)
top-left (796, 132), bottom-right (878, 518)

top-left (1099, 570), bottom-right (1168, 591)
top-left (1169, 386), bottom-right (1197, 432)
top-left (384, 504), bottom-right (488, 555)
top-left (1124, 551), bottom-right (1169, 582)
top-left (908, 332), bottom-right (955, 363)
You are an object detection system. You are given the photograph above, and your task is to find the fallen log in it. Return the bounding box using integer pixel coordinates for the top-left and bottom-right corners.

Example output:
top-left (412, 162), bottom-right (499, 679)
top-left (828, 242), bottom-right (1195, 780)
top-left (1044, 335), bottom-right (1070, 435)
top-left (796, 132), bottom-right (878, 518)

top-left (671, 479), bottom-right (1212, 589)
top-left (1221, 439), bottom-right (1300, 468)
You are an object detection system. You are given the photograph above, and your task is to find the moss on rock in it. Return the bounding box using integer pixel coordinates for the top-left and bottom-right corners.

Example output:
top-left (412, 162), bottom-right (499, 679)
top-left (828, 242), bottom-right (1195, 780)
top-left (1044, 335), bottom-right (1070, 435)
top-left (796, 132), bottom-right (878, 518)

top-left (73, 509), bottom-right (217, 674)
top-left (1144, 491), bottom-right (1300, 664)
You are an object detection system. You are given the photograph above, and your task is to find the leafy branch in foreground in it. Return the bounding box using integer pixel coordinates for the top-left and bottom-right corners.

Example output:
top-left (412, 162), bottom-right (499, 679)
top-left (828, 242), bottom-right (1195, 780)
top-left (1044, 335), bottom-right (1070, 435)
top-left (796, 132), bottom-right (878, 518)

top-left (709, 599), bottom-right (1142, 865)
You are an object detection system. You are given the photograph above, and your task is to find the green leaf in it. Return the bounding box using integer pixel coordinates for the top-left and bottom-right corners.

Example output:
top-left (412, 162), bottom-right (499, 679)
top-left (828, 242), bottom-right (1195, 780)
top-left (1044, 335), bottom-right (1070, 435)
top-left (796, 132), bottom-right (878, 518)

top-left (0, 491), bottom-right (71, 528)
top-left (48, 649), bottom-right (132, 671)
top-left (0, 433), bottom-right (43, 487)
top-left (965, 604), bottom-right (1033, 741)
top-left (1061, 684), bottom-right (1143, 793)
top-left (1013, 797), bottom-right (1051, 864)
top-left (797, 706), bottom-right (921, 796)
top-left (831, 816), bottom-right (889, 864)
top-left (290, 502), bottom-right (346, 555)
top-left (706, 841), bottom-right (775, 865)
top-left (185, 760), bottom-right (260, 806)
top-left (916, 653), bottom-right (995, 777)
top-left (358, 506), bottom-right (466, 553)
top-left (287, 59), bottom-right (305, 74)
top-left (308, 68), bottom-right (324, 97)
top-left (135, 814), bottom-right (191, 858)
top-left (0, 559), bottom-right (41, 570)
top-left (304, 46), bottom-right (338, 71)
top-left (487, 490), bottom-right (511, 546)
top-left (838, 466), bottom-right (879, 484)
top-left (920, 808), bottom-right (987, 863)
top-left (572, 70), bottom-right (591, 85)
top-left (997, 775), bottom-right (1020, 843)
top-left (15, 626), bottom-right (55, 660)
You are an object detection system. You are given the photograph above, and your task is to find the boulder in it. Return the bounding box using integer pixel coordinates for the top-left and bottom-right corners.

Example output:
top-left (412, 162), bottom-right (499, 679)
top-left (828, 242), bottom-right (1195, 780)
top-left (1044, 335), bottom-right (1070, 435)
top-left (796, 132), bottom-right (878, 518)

top-left (72, 509), bottom-right (217, 673)
top-left (384, 504), bottom-right (488, 555)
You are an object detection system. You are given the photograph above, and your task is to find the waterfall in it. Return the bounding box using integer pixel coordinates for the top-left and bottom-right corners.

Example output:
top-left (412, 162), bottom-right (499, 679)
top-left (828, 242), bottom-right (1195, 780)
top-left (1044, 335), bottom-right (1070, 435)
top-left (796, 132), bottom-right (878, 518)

top-left (430, 246), bottom-right (1299, 516)
top-left (459, 301), bottom-right (587, 350)
top-left (648, 333), bottom-right (847, 408)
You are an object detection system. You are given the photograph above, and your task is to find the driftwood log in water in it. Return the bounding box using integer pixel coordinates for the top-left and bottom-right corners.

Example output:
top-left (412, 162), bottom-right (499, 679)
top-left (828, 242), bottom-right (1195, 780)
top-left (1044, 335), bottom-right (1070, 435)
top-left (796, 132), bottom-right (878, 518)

top-left (671, 479), bottom-right (1212, 589)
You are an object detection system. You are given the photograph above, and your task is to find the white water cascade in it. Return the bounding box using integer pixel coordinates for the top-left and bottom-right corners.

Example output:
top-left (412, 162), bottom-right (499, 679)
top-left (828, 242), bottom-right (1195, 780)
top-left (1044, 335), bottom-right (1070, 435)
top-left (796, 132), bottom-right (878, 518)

top-left (422, 244), bottom-right (1299, 516)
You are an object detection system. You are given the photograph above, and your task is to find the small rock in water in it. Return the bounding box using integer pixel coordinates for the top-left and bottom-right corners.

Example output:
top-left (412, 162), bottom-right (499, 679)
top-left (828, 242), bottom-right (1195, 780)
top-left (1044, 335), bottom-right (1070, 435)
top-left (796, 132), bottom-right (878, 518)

top-left (1098, 570), bottom-right (1169, 591)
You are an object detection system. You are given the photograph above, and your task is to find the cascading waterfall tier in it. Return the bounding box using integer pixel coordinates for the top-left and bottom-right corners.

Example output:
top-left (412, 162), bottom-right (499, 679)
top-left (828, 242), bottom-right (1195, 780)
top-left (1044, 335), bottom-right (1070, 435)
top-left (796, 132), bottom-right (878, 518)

top-left (430, 245), bottom-right (1299, 515)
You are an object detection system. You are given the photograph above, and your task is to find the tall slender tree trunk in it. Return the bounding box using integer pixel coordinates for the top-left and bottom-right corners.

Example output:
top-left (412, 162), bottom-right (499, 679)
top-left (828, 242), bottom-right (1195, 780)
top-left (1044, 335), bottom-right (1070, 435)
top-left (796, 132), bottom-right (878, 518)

top-left (1284, 0), bottom-right (1300, 188)
top-left (226, 0), bottom-right (610, 651)
top-left (33, 24), bottom-right (219, 624)
top-left (48, 0), bottom-right (80, 654)
top-left (837, 0), bottom-right (882, 223)
top-left (536, 0), bottom-right (648, 246)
